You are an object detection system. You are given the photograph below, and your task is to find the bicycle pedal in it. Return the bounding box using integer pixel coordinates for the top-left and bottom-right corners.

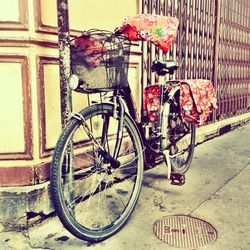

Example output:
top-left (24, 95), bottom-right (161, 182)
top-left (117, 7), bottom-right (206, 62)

top-left (170, 172), bottom-right (186, 186)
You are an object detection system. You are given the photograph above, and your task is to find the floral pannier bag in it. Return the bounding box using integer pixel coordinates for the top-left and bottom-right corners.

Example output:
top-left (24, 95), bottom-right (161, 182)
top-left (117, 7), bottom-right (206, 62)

top-left (179, 79), bottom-right (218, 126)
top-left (144, 80), bottom-right (218, 126)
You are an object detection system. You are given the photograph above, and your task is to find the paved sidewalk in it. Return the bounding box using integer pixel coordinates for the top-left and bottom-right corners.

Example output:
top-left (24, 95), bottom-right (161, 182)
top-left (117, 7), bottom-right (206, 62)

top-left (0, 122), bottom-right (250, 250)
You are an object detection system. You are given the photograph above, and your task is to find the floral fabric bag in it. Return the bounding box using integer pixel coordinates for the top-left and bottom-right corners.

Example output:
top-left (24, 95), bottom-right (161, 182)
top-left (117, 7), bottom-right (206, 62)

top-left (179, 80), bottom-right (218, 126)
top-left (144, 80), bottom-right (217, 126)
top-left (117, 14), bottom-right (179, 52)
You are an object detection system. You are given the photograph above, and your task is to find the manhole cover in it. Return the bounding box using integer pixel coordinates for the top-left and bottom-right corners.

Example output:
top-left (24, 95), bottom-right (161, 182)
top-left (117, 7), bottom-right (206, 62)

top-left (153, 215), bottom-right (217, 248)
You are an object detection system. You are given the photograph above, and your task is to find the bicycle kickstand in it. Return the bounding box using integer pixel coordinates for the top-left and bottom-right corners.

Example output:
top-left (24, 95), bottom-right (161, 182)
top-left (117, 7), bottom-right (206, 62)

top-left (163, 150), bottom-right (186, 186)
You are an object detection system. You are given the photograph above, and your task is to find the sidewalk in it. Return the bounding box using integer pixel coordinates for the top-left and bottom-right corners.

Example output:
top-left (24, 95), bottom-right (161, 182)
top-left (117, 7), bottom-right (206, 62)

top-left (0, 118), bottom-right (250, 250)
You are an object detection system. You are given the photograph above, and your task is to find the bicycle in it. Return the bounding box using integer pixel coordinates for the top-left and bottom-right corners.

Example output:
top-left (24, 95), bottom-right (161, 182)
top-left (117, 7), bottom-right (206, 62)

top-left (50, 28), bottom-right (196, 242)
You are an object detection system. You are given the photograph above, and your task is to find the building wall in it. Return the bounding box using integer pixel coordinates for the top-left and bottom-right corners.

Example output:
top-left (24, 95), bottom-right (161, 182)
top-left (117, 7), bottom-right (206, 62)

top-left (0, 0), bottom-right (141, 187)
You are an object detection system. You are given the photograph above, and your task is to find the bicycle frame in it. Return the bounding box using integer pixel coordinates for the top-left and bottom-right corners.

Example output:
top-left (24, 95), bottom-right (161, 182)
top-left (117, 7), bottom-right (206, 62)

top-left (67, 81), bottom-right (191, 170)
top-left (113, 82), bottom-right (191, 160)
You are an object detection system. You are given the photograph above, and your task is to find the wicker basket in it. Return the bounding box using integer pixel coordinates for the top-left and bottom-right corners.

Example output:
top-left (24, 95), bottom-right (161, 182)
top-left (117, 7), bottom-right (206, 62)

top-left (70, 30), bottom-right (131, 93)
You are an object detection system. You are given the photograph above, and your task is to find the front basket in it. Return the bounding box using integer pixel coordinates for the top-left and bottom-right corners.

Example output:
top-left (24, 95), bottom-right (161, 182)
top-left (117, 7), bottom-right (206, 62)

top-left (70, 29), bottom-right (131, 93)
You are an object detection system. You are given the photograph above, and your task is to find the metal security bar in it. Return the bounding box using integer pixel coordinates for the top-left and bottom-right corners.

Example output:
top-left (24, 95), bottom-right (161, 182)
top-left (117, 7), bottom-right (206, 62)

top-left (216, 0), bottom-right (250, 120)
top-left (142, 0), bottom-right (250, 122)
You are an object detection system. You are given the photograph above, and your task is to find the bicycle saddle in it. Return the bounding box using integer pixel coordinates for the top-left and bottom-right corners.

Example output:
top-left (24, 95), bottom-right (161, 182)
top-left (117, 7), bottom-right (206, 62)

top-left (151, 60), bottom-right (178, 75)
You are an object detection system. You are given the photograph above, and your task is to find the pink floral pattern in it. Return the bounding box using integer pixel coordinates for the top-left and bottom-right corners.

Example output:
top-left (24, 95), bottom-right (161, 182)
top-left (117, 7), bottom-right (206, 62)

top-left (117, 14), bottom-right (179, 52)
top-left (73, 37), bottom-right (107, 67)
top-left (144, 84), bottom-right (161, 121)
top-left (144, 80), bottom-right (218, 126)
top-left (180, 79), bottom-right (218, 126)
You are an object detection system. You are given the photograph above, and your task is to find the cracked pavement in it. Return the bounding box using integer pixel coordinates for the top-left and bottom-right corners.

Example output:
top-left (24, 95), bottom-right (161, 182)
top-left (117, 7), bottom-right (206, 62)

top-left (0, 123), bottom-right (250, 250)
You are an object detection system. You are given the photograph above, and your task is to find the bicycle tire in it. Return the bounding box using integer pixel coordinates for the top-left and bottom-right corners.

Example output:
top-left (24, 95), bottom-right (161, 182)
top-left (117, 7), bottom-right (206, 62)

top-left (50, 103), bottom-right (144, 242)
top-left (168, 110), bottom-right (196, 174)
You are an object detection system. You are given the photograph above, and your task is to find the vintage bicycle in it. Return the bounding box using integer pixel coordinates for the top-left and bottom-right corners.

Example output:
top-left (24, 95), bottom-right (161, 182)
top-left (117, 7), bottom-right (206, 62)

top-left (50, 16), bottom-right (198, 242)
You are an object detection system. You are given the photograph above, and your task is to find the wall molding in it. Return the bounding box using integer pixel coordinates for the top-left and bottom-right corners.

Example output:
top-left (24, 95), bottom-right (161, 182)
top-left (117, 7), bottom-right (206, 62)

top-left (34, 0), bottom-right (81, 36)
top-left (37, 55), bottom-right (59, 158)
top-left (128, 61), bottom-right (141, 119)
top-left (34, 0), bottom-right (140, 35)
top-left (34, 0), bottom-right (57, 35)
top-left (0, 0), bottom-right (28, 31)
top-left (0, 162), bottom-right (50, 186)
top-left (0, 37), bottom-right (142, 52)
top-left (0, 55), bottom-right (33, 160)
top-left (0, 37), bottom-right (58, 48)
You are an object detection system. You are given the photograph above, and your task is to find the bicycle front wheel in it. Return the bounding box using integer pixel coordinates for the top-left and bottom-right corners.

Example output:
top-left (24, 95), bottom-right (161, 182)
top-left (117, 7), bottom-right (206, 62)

top-left (50, 103), bottom-right (144, 242)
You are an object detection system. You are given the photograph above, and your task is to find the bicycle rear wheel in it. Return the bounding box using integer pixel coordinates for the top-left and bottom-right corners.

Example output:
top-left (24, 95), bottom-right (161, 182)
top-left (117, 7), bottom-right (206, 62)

top-left (168, 111), bottom-right (196, 174)
top-left (50, 103), bottom-right (144, 242)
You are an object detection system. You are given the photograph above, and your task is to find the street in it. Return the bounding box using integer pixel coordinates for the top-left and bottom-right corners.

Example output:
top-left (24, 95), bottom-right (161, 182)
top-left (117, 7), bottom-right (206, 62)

top-left (1, 122), bottom-right (250, 250)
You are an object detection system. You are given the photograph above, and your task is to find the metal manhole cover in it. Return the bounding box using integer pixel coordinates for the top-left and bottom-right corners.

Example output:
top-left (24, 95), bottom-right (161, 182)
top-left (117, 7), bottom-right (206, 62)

top-left (153, 215), bottom-right (217, 249)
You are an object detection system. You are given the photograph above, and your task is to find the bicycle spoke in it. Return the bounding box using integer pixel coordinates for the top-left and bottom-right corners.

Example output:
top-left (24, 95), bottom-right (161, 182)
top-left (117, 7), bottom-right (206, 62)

top-left (51, 103), bottom-right (143, 241)
top-left (167, 112), bottom-right (195, 173)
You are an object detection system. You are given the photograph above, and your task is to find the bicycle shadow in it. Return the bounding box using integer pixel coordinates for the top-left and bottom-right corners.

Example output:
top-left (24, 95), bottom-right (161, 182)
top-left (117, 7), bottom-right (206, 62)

top-left (142, 170), bottom-right (183, 195)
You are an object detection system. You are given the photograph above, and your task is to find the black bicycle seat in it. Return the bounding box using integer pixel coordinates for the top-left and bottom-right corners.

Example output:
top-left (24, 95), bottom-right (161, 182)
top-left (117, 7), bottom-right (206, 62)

top-left (151, 60), bottom-right (178, 75)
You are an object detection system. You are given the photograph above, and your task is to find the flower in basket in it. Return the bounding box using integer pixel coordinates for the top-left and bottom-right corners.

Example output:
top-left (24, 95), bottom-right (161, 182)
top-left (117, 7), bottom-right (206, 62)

top-left (74, 36), bottom-right (107, 67)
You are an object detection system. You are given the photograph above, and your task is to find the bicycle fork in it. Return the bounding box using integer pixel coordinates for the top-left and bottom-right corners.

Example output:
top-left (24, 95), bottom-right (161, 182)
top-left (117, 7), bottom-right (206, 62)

top-left (71, 97), bottom-right (125, 169)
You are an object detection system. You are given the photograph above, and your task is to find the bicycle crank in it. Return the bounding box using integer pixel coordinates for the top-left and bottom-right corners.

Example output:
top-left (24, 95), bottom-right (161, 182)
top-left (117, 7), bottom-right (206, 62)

top-left (163, 149), bottom-right (186, 186)
top-left (170, 172), bottom-right (186, 186)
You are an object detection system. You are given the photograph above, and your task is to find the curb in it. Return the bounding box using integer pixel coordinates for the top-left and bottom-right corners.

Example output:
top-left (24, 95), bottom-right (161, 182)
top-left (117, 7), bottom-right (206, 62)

top-left (196, 112), bottom-right (250, 145)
